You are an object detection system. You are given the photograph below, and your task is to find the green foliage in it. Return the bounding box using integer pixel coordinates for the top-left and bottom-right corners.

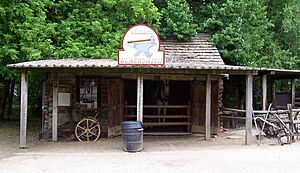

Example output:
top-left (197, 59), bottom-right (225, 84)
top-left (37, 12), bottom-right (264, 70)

top-left (202, 0), bottom-right (298, 68)
top-left (0, 0), bottom-right (161, 117)
top-left (282, 1), bottom-right (300, 56)
top-left (0, 0), bottom-right (161, 80)
top-left (1, 0), bottom-right (299, 76)
top-left (47, 0), bottom-right (161, 59)
top-left (265, 0), bottom-right (300, 68)
top-left (0, 0), bottom-right (54, 79)
top-left (187, 0), bottom-right (226, 31)
top-left (160, 0), bottom-right (197, 40)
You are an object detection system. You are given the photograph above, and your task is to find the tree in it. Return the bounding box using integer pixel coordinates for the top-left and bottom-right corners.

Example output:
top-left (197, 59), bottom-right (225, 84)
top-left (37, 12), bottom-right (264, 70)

top-left (202, 0), bottom-right (298, 69)
top-left (267, 0), bottom-right (300, 67)
top-left (0, 0), bottom-right (54, 120)
top-left (0, 0), bottom-right (161, 120)
top-left (158, 0), bottom-right (197, 40)
top-left (47, 0), bottom-right (161, 59)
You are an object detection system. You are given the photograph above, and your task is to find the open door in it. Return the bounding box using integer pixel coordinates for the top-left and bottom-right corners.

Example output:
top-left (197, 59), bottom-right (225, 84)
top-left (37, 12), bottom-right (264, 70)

top-left (191, 81), bottom-right (206, 133)
top-left (107, 79), bottom-right (124, 138)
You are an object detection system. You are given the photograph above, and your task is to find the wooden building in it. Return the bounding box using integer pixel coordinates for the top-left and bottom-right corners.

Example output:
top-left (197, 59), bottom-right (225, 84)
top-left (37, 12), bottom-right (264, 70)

top-left (8, 34), bottom-right (300, 148)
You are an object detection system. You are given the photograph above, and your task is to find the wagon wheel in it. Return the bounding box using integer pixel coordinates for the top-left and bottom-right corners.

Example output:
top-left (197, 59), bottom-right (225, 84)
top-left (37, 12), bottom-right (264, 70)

top-left (75, 117), bottom-right (101, 142)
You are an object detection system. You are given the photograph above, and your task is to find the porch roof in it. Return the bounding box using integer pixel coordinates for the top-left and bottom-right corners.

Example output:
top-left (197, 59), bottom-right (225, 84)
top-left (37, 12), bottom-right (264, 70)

top-left (8, 58), bottom-right (300, 77)
top-left (261, 68), bottom-right (300, 79)
top-left (8, 58), bottom-right (262, 75)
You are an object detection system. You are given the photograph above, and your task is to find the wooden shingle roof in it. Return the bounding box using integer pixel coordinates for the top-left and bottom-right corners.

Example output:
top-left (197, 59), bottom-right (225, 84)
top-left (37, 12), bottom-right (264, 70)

top-left (8, 33), bottom-right (224, 69)
top-left (161, 33), bottom-right (224, 65)
top-left (8, 33), bottom-right (300, 77)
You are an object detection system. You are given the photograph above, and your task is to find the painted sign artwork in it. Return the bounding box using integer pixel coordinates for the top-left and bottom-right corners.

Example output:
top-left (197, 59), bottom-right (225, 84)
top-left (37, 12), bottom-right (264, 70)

top-left (118, 24), bottom-right (164, 65)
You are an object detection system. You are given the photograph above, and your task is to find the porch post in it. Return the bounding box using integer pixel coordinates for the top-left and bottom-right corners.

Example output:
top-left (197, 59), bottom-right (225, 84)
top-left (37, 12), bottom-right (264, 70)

top-left (20, 72), bottom-right (28, 149)
top-left (291, 79), bottom-right (295, 107)
top-left (272, 79), bottom-right (276, 107)
top-left (245, 74), bottom-right (253, 145)
top-left (262, 75), bottom-right (267, 110)
top-left (52, 73), bottom-right (58, 141)
top-left (137, 75), bottom-right (143, 122)
top-left (205, 74), bottom-right (211, 140)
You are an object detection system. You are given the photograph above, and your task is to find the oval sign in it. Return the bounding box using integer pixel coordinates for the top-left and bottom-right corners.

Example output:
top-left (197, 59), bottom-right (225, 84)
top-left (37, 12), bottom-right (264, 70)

top-left (118, 24), bottom-right (165, 66)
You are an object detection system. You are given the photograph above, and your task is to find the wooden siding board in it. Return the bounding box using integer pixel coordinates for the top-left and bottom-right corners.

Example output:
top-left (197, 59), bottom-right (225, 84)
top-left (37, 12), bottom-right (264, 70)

top-left (107, 79), bottom-right (124, 138)
top-left (191, 80), bottom-right (219, 134)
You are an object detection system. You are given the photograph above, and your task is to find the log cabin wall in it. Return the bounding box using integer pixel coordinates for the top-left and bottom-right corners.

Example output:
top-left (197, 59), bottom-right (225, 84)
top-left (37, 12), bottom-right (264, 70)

top-left (42, 73), bottom-right (124, 139)
top-left (42, 72), bottom-right (224, 138)
top-left (43, 73), bottom-right (76, 133)
top-left (218, 78), bottom-right (224, 131)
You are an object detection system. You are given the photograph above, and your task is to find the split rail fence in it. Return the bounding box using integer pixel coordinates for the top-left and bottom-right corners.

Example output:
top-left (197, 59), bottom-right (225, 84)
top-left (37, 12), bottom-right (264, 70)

top-left (221, 104), bottom-right (300, 145)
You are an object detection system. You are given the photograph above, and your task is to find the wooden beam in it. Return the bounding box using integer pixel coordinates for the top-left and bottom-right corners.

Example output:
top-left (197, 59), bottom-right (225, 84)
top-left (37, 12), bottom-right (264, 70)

top-left (125, 105), bottom-right (190, 108)
top-left (262, 75), bottom-right (267, 110)
top-left (287, 104), bottom-right (294, 132)
top-left (136, 75), bottom-right (143, 122)
top-left (136, 76), bottom-right (140, 122)
top-left (245, 74), bottom-right (253, 145)
top-left (291, 79), bottom-right (295, 107)
top-left (125, 115), bottom-right (190, 118)
top-left (144, 132), bottom-right (192, 136)
top-left (272, 79), bottom-right (276, 107)
top-left (20, 72), bottom-right (28, 149)
top-left (143, 122), bottom-right (191, 126)
top-left (14, 66), bottom-right (258, 76)
top-left (140, 76), bottom-right (143, 122)
top-left (205, 74), bottom-right (211, 140)
top-left (52, 73), bottom-right (58, 141)
top-left (121, 74), bottom-right (213, 81)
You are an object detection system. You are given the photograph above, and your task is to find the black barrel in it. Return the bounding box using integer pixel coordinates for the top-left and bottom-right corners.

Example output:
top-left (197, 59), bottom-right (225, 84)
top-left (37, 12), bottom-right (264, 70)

top-left (121, 121), bottom-right (143, 152)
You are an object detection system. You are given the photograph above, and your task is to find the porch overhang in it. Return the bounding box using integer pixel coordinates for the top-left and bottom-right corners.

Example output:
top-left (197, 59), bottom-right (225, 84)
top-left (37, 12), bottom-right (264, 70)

top-left (259, 69), bottom-right (300, 79)
top-left (8, 58), bottom-right (260, 75)
top-left (8, 58), bottom-right (300, 147)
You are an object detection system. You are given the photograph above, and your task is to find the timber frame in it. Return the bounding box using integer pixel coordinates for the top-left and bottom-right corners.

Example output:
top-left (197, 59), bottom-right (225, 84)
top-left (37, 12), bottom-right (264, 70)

top-left (10, 59), bottom-right (264, 148)
top-left (7, 33), bottom-right (300, 148)
top-left (9, 59), bottom-right (300, 148)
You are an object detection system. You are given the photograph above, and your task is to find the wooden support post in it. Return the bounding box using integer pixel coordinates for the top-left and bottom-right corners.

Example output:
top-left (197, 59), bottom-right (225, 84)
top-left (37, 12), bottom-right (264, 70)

top-left (262, 75), bottom-right (267, 110)
top-left (137, 76), bottom-right (140, 122)
top-left (272, 79), bottom-right (276, 107)
top-left (140, 76), bottom-right (143, 122)
top-left (52, 73), bottom-right (58, 141)
top-left (287, 104), bottom-right (294, 132)
top-left (20, 72), bottom-right (28, 149)
top-left (205, 74), bottom-right (211, 140)
top-left (291, 79), bottom-right (295, 107)
top-left (245, 74), bottom-right (253, 145)
top-left (136, 75), bottom-right (143, 122)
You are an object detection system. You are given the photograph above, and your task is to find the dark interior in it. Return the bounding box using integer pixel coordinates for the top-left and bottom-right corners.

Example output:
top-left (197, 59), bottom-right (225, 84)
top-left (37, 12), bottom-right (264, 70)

top-left (124, 79), bottom-right (191, 132)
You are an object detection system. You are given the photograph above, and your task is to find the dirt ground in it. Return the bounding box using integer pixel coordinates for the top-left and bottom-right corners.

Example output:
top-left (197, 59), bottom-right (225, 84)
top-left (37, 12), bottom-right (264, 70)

top-left (1, 120), bottom-right (300, 173)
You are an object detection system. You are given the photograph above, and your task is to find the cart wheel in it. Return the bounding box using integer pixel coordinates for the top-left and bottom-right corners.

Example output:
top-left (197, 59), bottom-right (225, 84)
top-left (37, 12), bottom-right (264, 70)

top-left (75, 117), bottom-right (101, 142)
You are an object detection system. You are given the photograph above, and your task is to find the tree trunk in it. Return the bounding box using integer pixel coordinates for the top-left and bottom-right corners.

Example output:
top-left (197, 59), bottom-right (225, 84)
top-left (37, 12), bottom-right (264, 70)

top-left (0, 80), bottom-right (10, 120)
top-left (7, 80), bottom-right (15, 120)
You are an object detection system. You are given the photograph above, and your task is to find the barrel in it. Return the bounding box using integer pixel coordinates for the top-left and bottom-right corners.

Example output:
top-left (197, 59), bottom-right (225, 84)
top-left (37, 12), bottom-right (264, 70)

top-left (121, 121), bottom-right (143, 152)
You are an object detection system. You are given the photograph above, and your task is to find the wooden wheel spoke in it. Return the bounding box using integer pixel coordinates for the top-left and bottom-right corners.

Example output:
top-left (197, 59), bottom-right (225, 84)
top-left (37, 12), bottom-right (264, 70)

top-left (89, 121), bottom-right (95, 127)
top-left (75, 118), bottom-right (101, 142)
top-left (89, 125), bottom-right (99, 131)
top-left (77, 125), bottom-right (85, 130)
top-left (78, 131), bottom-right (87, 138)
top-left (86, 119), bottom-right (89, 129)
top-left (89, 130), bottom-right (98, 137)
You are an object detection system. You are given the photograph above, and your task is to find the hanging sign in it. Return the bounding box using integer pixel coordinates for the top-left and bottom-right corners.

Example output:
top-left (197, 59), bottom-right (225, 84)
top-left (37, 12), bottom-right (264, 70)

top-left (118, 24), bottom-right (164, 66)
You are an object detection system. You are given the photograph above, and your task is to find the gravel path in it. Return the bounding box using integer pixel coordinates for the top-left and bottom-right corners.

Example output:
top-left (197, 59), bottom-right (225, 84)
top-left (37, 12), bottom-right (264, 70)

top-left (1, 121), bottom-right (299, 173)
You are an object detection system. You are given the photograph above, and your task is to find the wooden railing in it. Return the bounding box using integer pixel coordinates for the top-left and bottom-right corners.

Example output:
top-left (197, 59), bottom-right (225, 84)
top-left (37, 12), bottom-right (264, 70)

top-left (124, 104), bottom-right (191, 132)
top-left (221, 105), bottom-right (300, 138)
